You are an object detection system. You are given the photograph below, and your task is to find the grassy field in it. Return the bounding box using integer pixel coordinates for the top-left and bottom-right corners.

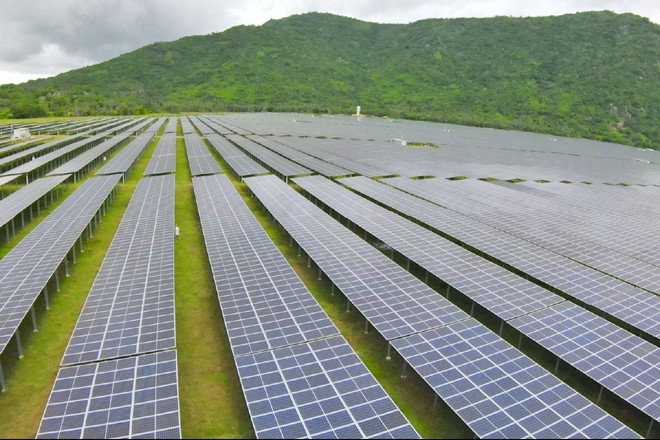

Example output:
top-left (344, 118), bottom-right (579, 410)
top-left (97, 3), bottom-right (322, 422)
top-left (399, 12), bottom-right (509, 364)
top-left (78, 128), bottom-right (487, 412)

top-left (0, 132), bottom-right (160, 437)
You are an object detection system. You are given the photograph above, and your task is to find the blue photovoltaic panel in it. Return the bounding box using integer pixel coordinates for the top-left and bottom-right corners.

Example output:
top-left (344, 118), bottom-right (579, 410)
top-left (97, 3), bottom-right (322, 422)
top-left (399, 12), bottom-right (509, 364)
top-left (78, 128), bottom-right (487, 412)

top-left (144, 134), bottom-right (176, 175)
top-left (37, 350), bottom-right (181, 439)
top-left (391, 319), bottom-right (639, 439)
top-left (0, 175), bottom-right (121, 357)
top-left (62, 175), bottom-right (175, 365)
top-left (193, 174), bottom-right (338, 356)
top-left (237, 336), bottom-right (419, 439)
top-left (183, 133), bottom-right (222, 176)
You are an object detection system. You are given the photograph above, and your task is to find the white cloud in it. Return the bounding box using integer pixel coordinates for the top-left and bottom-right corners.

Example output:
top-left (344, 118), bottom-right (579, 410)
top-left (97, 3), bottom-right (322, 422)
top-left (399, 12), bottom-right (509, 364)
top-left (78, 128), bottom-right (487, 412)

top-left (1, 0), bottom-right (659, 85)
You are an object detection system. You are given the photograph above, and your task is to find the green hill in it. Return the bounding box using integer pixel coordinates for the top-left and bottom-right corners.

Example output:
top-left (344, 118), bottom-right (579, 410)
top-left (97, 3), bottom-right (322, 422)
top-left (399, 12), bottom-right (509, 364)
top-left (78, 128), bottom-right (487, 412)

top-left (2, 11), bottom-right (660, 147)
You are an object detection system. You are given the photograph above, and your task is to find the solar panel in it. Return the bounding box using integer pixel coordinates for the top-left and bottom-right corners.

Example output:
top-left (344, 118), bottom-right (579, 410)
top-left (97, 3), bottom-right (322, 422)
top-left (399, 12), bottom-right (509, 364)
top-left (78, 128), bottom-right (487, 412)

top-left (162, 118), bottom-right (178, 134)
top-left (294, 175), bottom-right (562, 323)
top-left (247, 135), bottom-right (353, 177)
top-left (145, 118), bottom-right (167, 134)
top-left (183, 133), bottom-right (222, 176)
top-left (180, 117), bottom-right (195, 135)
top-left (96, 132), bottom-right (155, 177)
top-left (192, 174), bottom-right (338, 356)
top-left (0, 134), bottom-right (85, 170)
top-left (206, 134), bottom-right (268, 178)
top-left (237, 335), bottom-right (419, 439)
top-left (0, 175), bottom-right (122, 357)
top-left (382, 176), bottom-right (660, 341)
top-left (244, 175), bottom-right (470, 341)
top-left (244, 175), bottom-right (636, 439)
top-left (227, 135), bottom-right (311, 177)
top-left (509, 301), bottom-right (660, 422)
top-left (62, 175), bottom-right (175, 366)
top-left (144, 134), bottom-right (176, 176)
top-left (390, 319), bottom-right (639, 439)
top-left (0, 175), bottom-right (70, 231)
top-left (2, 120), bottom-right (142, 179)
top-left (37, 350), bottom-right (181, 439)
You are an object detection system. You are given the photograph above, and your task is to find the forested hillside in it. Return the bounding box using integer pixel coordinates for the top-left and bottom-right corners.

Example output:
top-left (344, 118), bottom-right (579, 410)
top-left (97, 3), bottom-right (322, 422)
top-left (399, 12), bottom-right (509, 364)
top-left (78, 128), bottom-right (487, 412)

top-left (1, 11), bottom-right (659, 147)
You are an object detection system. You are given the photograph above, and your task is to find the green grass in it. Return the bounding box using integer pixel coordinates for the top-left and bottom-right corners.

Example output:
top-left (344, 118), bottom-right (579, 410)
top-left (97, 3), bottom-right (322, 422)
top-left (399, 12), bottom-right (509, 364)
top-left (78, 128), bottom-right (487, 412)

top-left (173, 133), bottom-right (254, 438)
top-left (0, 134), bottom-right (160, 437)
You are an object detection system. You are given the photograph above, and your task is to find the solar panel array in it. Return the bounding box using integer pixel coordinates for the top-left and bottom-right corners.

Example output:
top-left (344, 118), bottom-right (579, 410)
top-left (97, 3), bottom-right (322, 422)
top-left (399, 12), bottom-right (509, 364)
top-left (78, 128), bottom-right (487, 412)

top-left (162, 118), bottom-right (178, 134)
top-left (294, 175), bottom-right (562, 323)
top-left (96, 132), bottom-right (155, 177)
top-left (47, 132), bottom-right (133, 179)
top-left (247, 135), bottom-right (354, 178)
top-left (145, 117), bottom-right (167, 134)
top-left (237, 335), bottom-right (419, 439)
top-left (37, 350), bottom-right (181, 439)
top-left (244, 174), bottom-right (636, 439)
top-left (510, 301), bottom-right (660, 422)
top-left (391, 318), bottom-right (638, 439)
top-left (193, 174), bottom-right (339, 356)
top-left (0, 134), bottom-right (85, 170)
top-left (0, 175), bottom-right (121, 357)
top-left (2, 120), bottom-right (142, 179)
top-left (192, 173), bottom-right (418, 438)
top-left (61, 175), bottom-right (175, 366)
top-left (180, 117), bottom-right (195, 135)
top-left (144, 134), bottom-right (176, 175)
top-left (0, 175), bottom-right (70, 230)
top-left (198, 116), bottom-right (232, 135)
top-left (382, 176), bottom-right (660, 341)
top-left (0, 137), bottom-right (53, 158)
top-left (206, 134), bottom-right (268, 178)
top-left (227, 134), bottom-right (311, 177)
top-left (188, 116), bottom-right (216, 136)
top-left (183, 133), bottom-right (222, 176)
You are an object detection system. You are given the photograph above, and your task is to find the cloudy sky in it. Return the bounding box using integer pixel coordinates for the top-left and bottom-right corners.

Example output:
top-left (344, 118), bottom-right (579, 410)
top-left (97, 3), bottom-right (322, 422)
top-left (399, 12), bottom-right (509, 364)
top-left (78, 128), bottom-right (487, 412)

top-left (1, 0), bottom-right (658, 85)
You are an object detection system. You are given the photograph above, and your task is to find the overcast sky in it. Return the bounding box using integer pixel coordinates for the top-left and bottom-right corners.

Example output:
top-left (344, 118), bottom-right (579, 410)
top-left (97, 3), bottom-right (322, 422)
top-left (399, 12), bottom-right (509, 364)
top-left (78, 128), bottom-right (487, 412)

top-left (1, 0), bottom-right (658, 86)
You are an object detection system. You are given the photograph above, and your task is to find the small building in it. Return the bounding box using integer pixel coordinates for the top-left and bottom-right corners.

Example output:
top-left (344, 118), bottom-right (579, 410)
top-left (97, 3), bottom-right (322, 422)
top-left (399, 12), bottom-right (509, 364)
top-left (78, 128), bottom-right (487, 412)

top-left (11, 128), bottom-right (30, 141)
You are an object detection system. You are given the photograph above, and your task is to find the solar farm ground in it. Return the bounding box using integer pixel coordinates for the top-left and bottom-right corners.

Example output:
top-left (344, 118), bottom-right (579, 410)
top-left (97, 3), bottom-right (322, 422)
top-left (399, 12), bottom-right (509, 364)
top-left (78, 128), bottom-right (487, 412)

top-left (0, 114), bottom-right (659, 438)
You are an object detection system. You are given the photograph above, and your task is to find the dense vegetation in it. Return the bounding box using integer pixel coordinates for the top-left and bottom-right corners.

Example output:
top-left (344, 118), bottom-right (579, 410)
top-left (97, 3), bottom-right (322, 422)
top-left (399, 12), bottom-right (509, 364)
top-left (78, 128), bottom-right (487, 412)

top-left (1, 11), bottom-right (660, 147)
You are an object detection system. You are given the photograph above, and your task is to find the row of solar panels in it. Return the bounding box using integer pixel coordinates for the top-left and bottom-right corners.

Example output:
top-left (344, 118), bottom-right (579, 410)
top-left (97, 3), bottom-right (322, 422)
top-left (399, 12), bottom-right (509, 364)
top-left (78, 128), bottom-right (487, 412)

top-left (37, 175), bottom-right (180, 439)
top-left (243, 174), bottom-right (640, 439)
top-left (192, 174), bottom-right (419, 438)
top-left (294, 175), bottom-right (660, 428)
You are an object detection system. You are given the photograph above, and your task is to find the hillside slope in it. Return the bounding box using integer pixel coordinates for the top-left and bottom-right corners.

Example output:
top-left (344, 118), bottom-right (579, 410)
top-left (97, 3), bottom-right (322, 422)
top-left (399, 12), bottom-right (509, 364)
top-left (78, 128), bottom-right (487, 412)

top-left (2, 11), bottom-right (660, 147)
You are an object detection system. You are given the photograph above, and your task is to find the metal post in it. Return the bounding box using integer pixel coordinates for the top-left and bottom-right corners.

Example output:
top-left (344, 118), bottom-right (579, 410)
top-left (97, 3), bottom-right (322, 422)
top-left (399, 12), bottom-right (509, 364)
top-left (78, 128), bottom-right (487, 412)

top-left (499, 320), bottom-right (505, 336)
top-left (346, 299), bottom-right (351, 313)
top-left (470, 302), bottom-right (476, 316)
top-left (446, 285), bottom-right (450, 299)
top-left (364, 319), bottom-right (369, 334)
top-left (401, 362), bottom-right (408, 379)
top-left (79, 236), bottom-right (83, 252)
top-left (15, 332), bottom-right (23, 359)
top-left (406, 259), bottom-right (410, 271)
top-left (597, 386), bottom-right (604, 404)
top-left (518, 333), bottom-right (523, 349)
top-left (554, 358), bottom-right (560, 375)
top-left (0, 361), bottom-right (5, 392)
top-left (30, 306), bottom-right (38, 332)
top-left (386, 343), bottom-right (392, 361)
top-left (425, 271), bottom-right (429, 284)
top-left (433, 394), bottom-right (439, 409)
top-left (298, 245), bottom-right (301, 257)
top-left (318, 268), bottom-right (322, 281)
top-left (71, 247), bottom-right (76, 264)
top-left (307, 256), bottom-right (311, 268)
top-left (648, 420), bottom-right (654, 438)
top-left (64, 259), bottom-right (69, 277)
top-left (331, 284), bottom-right (335, 295)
